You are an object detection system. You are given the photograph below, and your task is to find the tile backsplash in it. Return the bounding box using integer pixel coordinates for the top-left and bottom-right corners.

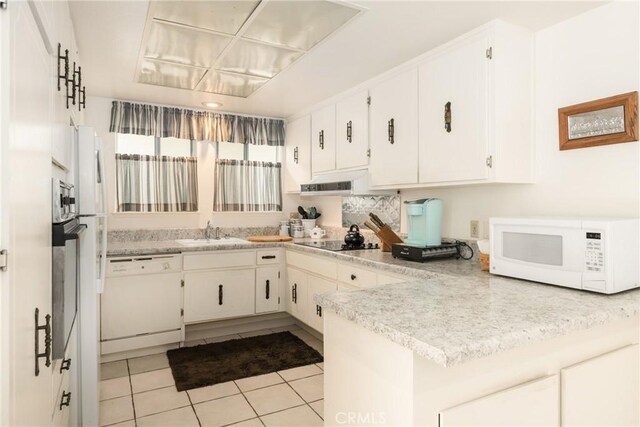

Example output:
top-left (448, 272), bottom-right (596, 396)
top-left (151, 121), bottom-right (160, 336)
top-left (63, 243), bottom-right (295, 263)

top-left (342, 195), bottom-right (401, 231)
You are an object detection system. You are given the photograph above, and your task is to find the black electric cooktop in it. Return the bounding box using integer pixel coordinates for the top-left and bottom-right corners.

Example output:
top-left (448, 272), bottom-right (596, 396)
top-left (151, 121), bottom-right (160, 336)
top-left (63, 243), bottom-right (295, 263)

top-left (295, 240), bottom-right (379, 252)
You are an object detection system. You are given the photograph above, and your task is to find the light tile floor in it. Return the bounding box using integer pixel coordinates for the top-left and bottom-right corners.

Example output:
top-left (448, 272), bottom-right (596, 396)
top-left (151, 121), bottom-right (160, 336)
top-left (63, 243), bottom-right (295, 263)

top-left (99, 326), bottom-right (324, 427)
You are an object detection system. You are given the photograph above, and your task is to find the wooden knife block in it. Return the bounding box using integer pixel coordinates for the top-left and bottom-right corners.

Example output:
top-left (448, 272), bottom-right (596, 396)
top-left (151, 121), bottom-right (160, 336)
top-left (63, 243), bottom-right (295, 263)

top-left (373, 225), bottom-right (403, 252)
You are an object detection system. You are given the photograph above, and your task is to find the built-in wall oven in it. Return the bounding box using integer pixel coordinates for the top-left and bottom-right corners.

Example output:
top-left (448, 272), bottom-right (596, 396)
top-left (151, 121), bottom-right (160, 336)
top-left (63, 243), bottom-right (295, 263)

top-left (52, 179), bottom-right (86, 359)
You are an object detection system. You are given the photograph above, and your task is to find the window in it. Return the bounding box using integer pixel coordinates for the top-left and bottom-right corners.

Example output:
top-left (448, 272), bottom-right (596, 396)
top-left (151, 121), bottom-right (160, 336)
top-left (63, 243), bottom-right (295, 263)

top-left (115, 134), bottom-right (198, 212)
top-left (213, 142), bottom-right (282, 212)
top-left (117, 134), bottom-right (196, 157)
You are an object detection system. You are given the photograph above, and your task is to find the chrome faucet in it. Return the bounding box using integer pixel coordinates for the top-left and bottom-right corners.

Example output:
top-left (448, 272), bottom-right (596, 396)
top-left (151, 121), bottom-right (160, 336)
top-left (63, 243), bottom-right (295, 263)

top-left (215, 227), bottom-right (221, 240)
top-left (205, 221), bottom-right (213, 241)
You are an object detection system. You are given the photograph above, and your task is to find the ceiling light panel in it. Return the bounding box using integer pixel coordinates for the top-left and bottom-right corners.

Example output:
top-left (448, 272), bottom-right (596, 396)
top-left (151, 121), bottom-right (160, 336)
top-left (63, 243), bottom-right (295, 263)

top-left (152, 0), bottom-right (260, 35)
top-left (199, 70), bottom-right (269, 98)
top-left (242, 1), bottom-right (360, 51)
top-left (138, 59), bottom-right (207, 90)
top-left (216, 39), bottom-right (303, 79)
top-left (145, 21), bottom-right (232, 68)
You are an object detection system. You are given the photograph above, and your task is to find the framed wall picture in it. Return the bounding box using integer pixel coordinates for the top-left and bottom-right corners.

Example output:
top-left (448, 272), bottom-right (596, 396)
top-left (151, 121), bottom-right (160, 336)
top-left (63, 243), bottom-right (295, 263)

top-left (558, 91), bottom-right (638, 151)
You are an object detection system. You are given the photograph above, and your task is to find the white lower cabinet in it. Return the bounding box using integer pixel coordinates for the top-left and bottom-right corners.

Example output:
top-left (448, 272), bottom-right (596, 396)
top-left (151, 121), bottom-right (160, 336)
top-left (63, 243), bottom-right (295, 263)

top-left (183, 269), bottom-right (255, 323)
top-left (255, 267), bottom-right (280, 314)
top-left (439, 375), bottom-right (559, 427)
top-left (286, 267), bottom-right (308, 321)
top-left (561, 344), bottom-right (639, 427)
top-left (307, 275), bottom-right (338, 333)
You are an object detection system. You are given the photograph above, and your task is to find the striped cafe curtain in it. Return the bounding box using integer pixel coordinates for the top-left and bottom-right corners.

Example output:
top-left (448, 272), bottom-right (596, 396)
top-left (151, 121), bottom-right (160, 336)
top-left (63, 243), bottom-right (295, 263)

top-left (213, 160), bottom-right (282, 212)
top-left (110, 101), bottom-right (285, 146)
top-left (116, 154), bottom-right (198, 212)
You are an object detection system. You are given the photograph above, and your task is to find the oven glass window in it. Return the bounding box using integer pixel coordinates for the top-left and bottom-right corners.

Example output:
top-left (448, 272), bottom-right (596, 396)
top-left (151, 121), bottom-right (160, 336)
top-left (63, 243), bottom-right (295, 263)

top-left (502, 232), bottom-right (563, 266)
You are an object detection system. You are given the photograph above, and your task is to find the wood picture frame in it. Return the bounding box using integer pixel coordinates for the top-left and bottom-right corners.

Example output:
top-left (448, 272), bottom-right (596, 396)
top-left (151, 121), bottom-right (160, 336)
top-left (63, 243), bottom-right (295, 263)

top-left (558, 91), bottom-right (638, 151)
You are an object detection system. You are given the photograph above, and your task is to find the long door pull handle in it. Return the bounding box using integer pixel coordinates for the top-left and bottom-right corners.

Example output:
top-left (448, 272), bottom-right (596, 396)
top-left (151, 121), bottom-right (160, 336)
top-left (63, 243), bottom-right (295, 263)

top-left (388, 118), bottom-right (395, 144)
top-left (266, 280), bottom-right (270, 300)
top-left (218, 284), bottom-right (223, 305)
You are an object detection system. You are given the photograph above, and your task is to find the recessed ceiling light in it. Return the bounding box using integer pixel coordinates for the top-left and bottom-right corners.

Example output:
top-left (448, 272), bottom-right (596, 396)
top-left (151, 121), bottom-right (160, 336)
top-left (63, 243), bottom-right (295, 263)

top-left (202, 101), bottom-right (222, 108)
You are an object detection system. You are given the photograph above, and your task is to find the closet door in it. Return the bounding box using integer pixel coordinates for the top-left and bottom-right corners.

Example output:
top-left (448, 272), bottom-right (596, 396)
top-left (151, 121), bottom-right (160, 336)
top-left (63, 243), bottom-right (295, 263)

top-left (419, 34), bottom-right (490, 184)
top-left (369, 69), bottom-right (419, 186)
top-left (336, 90), bottom-right (369, 170)
top-left (8, 1), bottom-right (55, 425)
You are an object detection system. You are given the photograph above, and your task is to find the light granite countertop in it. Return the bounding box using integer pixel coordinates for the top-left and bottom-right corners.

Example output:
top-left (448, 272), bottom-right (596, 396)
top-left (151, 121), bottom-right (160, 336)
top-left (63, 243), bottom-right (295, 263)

top-left (107, 236), bottom-right (640, 367)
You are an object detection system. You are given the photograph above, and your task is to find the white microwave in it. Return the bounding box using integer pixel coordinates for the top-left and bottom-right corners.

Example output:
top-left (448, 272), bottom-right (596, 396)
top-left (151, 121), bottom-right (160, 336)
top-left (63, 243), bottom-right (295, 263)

top-left (490, 217), bottom-right (639, 294)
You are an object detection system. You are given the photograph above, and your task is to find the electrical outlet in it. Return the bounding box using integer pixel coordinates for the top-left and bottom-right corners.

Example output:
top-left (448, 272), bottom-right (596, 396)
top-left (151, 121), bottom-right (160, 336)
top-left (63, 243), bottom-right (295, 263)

top-left (470, 220), bottom-right (480, 239)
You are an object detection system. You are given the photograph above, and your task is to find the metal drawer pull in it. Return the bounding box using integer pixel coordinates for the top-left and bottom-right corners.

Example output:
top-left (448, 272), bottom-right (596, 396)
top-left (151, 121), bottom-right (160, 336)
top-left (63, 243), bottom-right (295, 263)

top-left (57, 44), bottom-right (69, 92)
top-left (218, 284), bottom-right (223, 305)
top-left (319, 130), bottom-right (324, 149)
top-left (59, 391), bottom-right (71, 410)
top-left (347, 120), bottom-right (352, 142)
top-left (60, 358), bottom-right (72, 373)
top-left (388, 118), bottom-right (395, 144)
top-left (34, 308), bottom-right (51, 376)
top-left (261, 255), bottom-right (276, 260)
top-left (444, 101), bottom-right (452, 133)
top-left (266, 280), bottom-right (270, 300)
top-left (316, 305), bottom-right (322, 317)
top-left (350, 274), bottom-right (357, 281)
top-left (293, 147), bottom-right (299, 164)
top-left (292, 283), bottom-right (297, 303)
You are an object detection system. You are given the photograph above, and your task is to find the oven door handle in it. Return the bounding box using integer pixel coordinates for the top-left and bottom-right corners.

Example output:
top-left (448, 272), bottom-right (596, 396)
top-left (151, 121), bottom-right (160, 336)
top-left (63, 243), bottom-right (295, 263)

top-left (62, 224), bottom-right (87, 242)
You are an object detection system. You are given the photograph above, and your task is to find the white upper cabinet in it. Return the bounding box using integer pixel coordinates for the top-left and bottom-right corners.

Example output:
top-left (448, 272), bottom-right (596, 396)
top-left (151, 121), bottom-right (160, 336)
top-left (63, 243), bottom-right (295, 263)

top-left (284, 115), bottom-right (311, 193)
top-left (311, 104), bottom-right (337, 173)
top-left (419, 22), bottom-right (533, 185)
top-left (336, 90), bottom-right (369, 170)
top-left (369, 68), bottom-right (419, 186)
top-left (419, 34), bottom-right (489, 183)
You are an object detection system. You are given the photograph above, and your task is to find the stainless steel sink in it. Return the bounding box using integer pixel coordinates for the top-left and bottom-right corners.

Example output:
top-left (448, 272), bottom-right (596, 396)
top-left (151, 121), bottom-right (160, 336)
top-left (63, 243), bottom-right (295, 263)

top-left (176, 237), bottom-right (247, 246)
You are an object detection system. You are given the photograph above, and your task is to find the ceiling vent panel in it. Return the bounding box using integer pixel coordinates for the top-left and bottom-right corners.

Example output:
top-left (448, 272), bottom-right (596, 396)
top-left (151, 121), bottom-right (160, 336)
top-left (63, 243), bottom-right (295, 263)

top-left (138, 59), bottom-right (207, 90)
top-left (216, 39), bottom-right (303, 79)
top-left (199, 70), bottom-right (269, 98)
top-left (144, 21), bottom-right (232, 68)
top-left (242, 1), bottom-right (360, 51)
top-left (152, 1), bottom-right (260, 35)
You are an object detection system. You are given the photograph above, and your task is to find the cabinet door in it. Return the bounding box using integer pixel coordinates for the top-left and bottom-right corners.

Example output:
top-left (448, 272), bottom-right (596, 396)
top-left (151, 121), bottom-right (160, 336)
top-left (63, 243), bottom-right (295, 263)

top-left (101, 273), bottom-right (182, 340)
top-left (369, 69), bottom-right (419, 186)
top-left (419, 35), bottom-right (490, 184)
top-left (184, 269), bottom-right (255, 323)
top-left (336, 90), bottom-right (369, 170)
top-left (311, 104), bottom-right (336, 173)
top-left (284, 115), bottom-right (311, 193)
top-left (255, 267), bottom-right (280, 314)
top-left (440, 375), bottom-right (559, 427)
top-left (286, 267), bottom-right (308, 320)
top-left (307, 275), bottom-right (337, 333)
top-left (561, 344), bottom-right (639, 427)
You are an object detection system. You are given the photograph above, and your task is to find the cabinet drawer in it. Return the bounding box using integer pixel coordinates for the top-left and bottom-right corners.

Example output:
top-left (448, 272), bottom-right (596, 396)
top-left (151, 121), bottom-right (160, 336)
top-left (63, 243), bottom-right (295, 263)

top-left (183, 251), bottom-right (255, 271)
top-left (286, 251), bottom-right (337, 280)
top-left (338, 263), bottom-right (377, 288)
top-left (257, 249), bottom-right (281, 265)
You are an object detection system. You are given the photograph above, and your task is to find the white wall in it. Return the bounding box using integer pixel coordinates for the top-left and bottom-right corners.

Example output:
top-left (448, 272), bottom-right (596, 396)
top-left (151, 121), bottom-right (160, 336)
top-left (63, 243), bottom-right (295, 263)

top-left (307, 1), bottom-right (640, 239)
top-left (84, 96), bottom-right (303, 230)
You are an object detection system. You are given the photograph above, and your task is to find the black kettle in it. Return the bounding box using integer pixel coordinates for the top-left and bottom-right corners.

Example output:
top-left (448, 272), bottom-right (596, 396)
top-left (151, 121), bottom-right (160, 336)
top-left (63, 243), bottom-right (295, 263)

top-left (344, 224), bottom-right (365, 246)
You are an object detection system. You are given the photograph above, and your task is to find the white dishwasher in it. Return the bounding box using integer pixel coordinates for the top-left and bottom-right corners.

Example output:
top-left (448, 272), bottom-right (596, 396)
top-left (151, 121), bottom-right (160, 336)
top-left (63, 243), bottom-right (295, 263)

top-left (101, 254), bottom-right (183, 355)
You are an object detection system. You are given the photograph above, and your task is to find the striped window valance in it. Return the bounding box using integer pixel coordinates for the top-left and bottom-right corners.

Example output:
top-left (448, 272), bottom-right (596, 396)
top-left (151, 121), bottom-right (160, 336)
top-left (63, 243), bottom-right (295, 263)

top-left (109, 101), bottom-right (285, 146)
top-left (213, 160), bottom-right (282, 212)
top-left (115, 154), bottom-right (199, 212)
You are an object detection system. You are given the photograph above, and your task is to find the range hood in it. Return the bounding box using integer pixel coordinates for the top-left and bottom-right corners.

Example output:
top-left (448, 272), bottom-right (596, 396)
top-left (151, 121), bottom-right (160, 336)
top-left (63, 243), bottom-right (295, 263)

top-left (300, 170), bottom-right (394, 196)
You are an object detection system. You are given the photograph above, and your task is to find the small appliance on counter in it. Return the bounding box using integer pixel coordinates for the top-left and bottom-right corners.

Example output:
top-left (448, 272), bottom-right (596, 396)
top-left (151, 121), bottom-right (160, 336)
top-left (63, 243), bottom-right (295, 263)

top-left (490, 217), bottom-right (639, 294)
top-left (404, 198), bottom-right (443, 246)
top-left (391, 198), bottom-right (473, 262)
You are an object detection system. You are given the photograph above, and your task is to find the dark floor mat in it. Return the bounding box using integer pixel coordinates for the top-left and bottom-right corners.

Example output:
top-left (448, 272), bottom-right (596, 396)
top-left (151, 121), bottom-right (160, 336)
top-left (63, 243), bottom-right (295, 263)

top-left (166, 331), bottom-right (323, 391)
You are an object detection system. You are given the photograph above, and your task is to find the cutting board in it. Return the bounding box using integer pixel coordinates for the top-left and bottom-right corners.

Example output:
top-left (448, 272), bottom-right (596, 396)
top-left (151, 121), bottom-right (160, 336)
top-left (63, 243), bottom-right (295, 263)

top-left (247, 235), bottom-right (293, 242)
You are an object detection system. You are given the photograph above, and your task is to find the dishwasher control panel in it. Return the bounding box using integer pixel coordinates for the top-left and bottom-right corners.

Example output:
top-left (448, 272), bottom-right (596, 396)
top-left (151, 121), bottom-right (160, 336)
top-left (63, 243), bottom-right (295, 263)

top-left (107, 254), bottom-right (182, 277)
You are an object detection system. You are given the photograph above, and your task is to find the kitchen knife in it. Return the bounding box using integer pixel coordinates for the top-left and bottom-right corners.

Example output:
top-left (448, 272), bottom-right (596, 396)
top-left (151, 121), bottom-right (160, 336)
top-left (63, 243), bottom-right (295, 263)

top-left (369, 213), bottom-right (386, 229)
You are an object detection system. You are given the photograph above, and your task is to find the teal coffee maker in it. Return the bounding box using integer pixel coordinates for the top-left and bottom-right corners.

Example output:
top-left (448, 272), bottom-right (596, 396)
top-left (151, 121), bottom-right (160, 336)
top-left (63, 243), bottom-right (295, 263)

top-left (404, 198), bottom-right (443, 247)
